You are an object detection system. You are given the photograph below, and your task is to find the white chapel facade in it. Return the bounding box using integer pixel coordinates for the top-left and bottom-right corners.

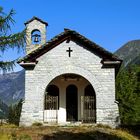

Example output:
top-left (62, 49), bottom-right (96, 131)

top-left (18, 17), bottom-right (122, 127)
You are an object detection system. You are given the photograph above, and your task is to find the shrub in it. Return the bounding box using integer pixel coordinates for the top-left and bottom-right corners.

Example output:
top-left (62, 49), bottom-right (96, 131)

top-left (10, 132), bottom-right (17, 140)
top-left (19, 134), bottom-right (31, 140)
top-left (96, 123), bottom-right (112, 129)
top-left (7, 100), bottom-right (23, 126)
top-left (32, 122), bottom-right (43, 126)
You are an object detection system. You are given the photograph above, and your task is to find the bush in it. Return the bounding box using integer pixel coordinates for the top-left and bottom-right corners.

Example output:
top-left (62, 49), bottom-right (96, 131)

top-left (10, 132), bottom-right (17, 140)
top-left (32, 122), bottom-right (43, 126)
top-left (7, 99), bottom-right (23, 126)
top-left (96, 123), bottom-right (112, 129)
top-left (19, 134), bottom-right (31, 140)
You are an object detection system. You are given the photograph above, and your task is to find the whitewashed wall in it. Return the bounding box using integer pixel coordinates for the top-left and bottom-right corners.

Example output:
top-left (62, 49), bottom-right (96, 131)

top-left (20, 40), bottom-right (119, 127)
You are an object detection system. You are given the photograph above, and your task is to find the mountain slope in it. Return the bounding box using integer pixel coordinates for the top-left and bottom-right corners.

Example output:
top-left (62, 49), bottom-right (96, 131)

top-left (0, 70), bottom-right (25, 106)
top-left (114, 40), bottom-right (140, 68)
top-left (0, 98), bottom-right (9, 118)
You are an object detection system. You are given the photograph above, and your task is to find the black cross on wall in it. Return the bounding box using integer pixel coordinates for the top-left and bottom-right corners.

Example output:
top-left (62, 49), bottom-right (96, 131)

top-left (66, 47), bottom-right (73, 57)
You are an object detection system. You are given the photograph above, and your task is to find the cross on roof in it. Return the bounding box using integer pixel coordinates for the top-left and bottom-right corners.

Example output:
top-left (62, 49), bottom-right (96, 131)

top-left (66, 47), bottom-right (73, 57)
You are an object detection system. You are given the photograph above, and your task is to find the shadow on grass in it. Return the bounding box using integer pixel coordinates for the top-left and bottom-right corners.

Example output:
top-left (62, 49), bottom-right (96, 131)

top-left (120, 125), bottom-right (140, 139)
top-left (42, 131), bottom-right (124, 140)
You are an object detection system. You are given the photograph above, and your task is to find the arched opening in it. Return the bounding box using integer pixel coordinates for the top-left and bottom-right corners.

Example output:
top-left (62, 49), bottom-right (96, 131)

top-left (85, 84), bottom-right (95, 96)
top-left (45, 85), bottom-right (59, 110)
top-left (82, 84), bottom-right (96, 123)
top-left (31, 29), bottom-right (41, 44)
top-left (44, 73), bottom-right (96, 124)
top-left (66, 84), bottom-right (78, 121)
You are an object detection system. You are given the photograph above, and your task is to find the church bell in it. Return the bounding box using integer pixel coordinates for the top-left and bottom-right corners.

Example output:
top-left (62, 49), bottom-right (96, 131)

top-left (32, 34), bottom-right (41, 43)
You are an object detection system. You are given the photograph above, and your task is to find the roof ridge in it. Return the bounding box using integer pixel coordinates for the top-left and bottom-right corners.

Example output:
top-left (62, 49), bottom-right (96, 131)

top-left (18, 29), bottom-right (122, 63)
top-left (24, 16), bottom-right (48, 26)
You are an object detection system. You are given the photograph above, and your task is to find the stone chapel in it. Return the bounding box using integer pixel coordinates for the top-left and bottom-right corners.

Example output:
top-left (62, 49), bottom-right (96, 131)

top-left (18, 17), bottom-right (122, 127)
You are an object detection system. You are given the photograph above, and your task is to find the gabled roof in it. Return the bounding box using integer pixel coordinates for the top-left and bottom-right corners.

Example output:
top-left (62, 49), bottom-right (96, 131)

top-left (24, 16), bottom-right (48, 26)
top-left (18, 29), bottom-right (122, 63)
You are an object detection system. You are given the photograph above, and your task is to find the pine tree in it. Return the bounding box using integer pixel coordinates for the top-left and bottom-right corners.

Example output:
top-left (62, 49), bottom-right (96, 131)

top-left (0, 6), bottom-right (25, 72)
top-left (116, 65), bottom-right (140, 125)
top-left (8, 99), bottom-right (23, 125)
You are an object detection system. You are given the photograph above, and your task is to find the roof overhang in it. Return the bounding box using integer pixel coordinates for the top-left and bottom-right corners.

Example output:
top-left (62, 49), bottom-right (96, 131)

top-left (17, 29), bottom-right (123, 75)
top-left (101, 60), bottom-right (122, 65)
top-left (101, 60), bottom-right (122, 76)
top-left (18, 62), bottom-right (37, 69)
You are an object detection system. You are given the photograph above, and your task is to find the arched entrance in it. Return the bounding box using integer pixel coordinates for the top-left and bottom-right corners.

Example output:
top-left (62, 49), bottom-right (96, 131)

top-left (44, 85), bottom-right (59, 123)
top-left (66, 85), bottom-right (78, 122)
top-left (44, 73), bottom-right (96, 124)
top-left (45, 85), bottom-right (59, 110)
top-left (82, 85), bottom-right (96, 123)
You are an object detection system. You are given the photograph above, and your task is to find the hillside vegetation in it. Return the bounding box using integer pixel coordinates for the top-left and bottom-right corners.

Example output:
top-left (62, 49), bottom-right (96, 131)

top-left (0, 125), bottom-right (139, 140)
top-left (0, 99), bottom-right (9, 119)
top-left (116, 66), bottom-right (140, 125)
top-left (115, 40), bottom-right (140, 126)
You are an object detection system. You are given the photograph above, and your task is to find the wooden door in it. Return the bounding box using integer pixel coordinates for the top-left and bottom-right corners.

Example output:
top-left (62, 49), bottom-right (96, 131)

top-left (66, 85), bottom-right (78, 121)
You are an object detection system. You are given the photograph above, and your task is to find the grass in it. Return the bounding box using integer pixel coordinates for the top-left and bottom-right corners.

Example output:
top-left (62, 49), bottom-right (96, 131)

top-left (0, 124), bottom-right (139, 140)
top-left (0, 133), bottom-right (9, 140)
top-left (0, 132), bottom-right (31, 140)
top-left (32, 122), bottom-right (43, 127)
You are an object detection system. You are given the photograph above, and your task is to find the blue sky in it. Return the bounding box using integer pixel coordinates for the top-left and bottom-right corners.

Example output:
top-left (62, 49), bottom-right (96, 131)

top-left (1, 0), bottom-right (140, 71)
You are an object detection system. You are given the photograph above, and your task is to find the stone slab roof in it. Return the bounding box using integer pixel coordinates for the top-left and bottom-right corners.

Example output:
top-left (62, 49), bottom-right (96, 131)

top-left (24, 16), bottom-right (48, 26)
top-left (18, 29), bottom-right (122, 64)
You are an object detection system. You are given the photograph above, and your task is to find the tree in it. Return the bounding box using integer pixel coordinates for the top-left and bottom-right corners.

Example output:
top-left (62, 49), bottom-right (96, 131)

top-left (0, 6), bottom-right (25, 72)
top-left (8, 99), bottom-right (23, 125)
top-left (116, 65), bottom-right (140, 125)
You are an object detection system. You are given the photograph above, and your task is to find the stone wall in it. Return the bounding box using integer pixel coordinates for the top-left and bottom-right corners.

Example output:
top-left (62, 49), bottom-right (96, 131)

top-left (20, 40), bottom-right (119, 127)
top-left (25, 19), bottom-right (46, 54)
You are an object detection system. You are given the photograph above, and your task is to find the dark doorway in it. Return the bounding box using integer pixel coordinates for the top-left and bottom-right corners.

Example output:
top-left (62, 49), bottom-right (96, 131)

top-left (45, 85), bottom-right (59, 110)
top-left (82, 84), bottom-right (96, 123)
top-left (66, 85), bottom-right (78, 121)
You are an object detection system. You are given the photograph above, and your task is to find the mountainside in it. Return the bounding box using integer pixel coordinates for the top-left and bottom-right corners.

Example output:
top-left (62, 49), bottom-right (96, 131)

top-left (0, 70), bottom-right (25, 106)
top-left (0, 98), bottom-right (9, 118)
top-left (114, 40), bottom-right (140, 68)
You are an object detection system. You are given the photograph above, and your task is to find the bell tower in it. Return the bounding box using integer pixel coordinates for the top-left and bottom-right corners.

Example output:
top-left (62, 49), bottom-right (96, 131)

top-left (24, 17), bottom-right (48, 54)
